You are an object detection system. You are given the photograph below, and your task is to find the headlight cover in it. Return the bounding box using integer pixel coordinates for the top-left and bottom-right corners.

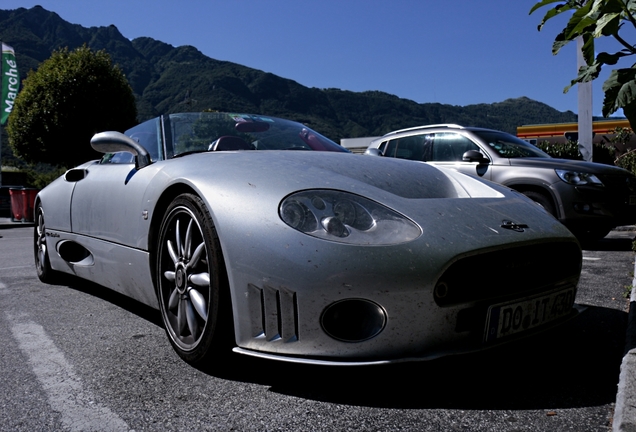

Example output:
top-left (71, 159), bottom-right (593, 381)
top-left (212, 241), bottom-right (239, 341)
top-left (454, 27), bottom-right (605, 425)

top-left (279, 190), bottom-right (421, 245)
top-left (556, 169), bottom-right (604, 186)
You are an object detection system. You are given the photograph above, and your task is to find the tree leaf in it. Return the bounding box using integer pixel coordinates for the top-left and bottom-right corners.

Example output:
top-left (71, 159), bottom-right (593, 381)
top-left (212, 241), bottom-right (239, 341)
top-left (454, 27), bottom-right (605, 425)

top-left (595, 12), bottom-right (621, 37)
top-left (530, 0), bottom-right (564, 16)
top-left (602, 68), bottom-right (636, 116)
top-left (533, 1), bottom-right (577, 31)
top-left (580, 33), bottom-right (596, 65)
top-left (597, 51), bottom-right (630, 66)
top-left (564, 61), bottom-right (603, 93)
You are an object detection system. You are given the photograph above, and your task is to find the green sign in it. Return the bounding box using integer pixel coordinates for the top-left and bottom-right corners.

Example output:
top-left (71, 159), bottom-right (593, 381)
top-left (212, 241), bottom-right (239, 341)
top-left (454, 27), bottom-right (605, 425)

top-left (1, 43), bottom-right (18, 125)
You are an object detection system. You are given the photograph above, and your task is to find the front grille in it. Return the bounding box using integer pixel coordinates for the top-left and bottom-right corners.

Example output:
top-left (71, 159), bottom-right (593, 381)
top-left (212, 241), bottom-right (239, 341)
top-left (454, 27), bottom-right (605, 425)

top-left (247, 284), bottom-right (299, 342)
top-left (434, 241), bottom-right (581, 307)
top-left (596, 174), bottom-right (636, 202)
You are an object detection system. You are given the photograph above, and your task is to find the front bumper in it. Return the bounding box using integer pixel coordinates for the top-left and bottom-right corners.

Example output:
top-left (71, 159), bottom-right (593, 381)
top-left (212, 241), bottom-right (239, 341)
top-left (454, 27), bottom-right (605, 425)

top-left (556, 177), bottom-right (636, 229)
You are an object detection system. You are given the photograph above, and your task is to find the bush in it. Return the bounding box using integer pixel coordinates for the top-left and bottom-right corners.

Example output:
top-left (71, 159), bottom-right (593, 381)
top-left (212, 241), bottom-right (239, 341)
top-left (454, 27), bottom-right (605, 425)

top-left (7, 45), bottom-right (137, 168)
top-left (536, 140), bottom-right (582, 160)
top-left (616, 150), bottom-right (636, 174)
top-left (536, 138), bottom-right (620, 167)
top-left (24, 165), bottom-right (67, 190)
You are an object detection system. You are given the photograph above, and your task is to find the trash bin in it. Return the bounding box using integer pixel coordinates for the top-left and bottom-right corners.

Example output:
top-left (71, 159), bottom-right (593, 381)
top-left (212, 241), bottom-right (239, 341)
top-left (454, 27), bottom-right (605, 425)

top-left (9, 187), bottom-right (39, 222)
top-left (23, 188), bottom-right (38, 222)
top-left (9, 188), bottom-right (24, 221)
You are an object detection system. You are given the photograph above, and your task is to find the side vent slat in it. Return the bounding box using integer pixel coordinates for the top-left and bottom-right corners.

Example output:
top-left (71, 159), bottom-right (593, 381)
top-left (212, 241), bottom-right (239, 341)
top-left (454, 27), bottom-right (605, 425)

top-left (279, 288), bottom-right (299, 342)
top-left (247, 283), bottom-right (265, 338)
top-left (263, 286), bottom-right (281, 341)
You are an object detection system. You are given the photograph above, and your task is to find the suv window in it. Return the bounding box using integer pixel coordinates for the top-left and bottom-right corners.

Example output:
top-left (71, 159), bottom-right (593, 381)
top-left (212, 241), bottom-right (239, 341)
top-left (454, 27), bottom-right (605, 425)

top-left (430, 133), bottom-right (480, 161)
top-left (382, 134), bottom-right (431, 161)
top-left (381, 132), bottom-right (480, 162)
top-left (472, 130), bottom-right (550, 158)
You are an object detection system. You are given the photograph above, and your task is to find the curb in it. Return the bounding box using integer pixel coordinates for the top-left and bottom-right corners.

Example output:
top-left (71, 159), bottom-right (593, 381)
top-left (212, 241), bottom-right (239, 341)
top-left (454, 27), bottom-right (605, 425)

top-left (0, 218), bottom-right (33, 229)
top-left (613, 263), bottom-right (636, 431)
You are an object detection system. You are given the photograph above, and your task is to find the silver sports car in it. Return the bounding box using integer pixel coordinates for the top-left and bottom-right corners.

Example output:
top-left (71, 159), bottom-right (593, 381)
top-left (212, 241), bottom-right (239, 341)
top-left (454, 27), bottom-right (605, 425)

top-left (34, 112), bottom-right (582, 366)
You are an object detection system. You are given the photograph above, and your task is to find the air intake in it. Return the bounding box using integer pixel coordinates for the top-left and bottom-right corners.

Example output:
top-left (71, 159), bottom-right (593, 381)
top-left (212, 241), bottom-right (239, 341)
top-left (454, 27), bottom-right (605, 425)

top-left (247, 284), bottom-right (299, 342)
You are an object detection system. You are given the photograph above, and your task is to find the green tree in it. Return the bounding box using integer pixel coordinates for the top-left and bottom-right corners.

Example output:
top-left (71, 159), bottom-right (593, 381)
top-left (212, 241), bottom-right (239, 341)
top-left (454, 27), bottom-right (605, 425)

top-left (531, 0), bottom-right (636, 128)
top-left (7, 45), bottom-right (137, 167)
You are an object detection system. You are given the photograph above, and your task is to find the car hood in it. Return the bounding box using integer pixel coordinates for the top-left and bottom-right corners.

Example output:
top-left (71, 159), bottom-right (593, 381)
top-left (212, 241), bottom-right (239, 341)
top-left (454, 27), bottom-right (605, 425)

top-left (508, 157), bottom-right (632, 175)
top-left (165, 150), bottom-right (503, 200)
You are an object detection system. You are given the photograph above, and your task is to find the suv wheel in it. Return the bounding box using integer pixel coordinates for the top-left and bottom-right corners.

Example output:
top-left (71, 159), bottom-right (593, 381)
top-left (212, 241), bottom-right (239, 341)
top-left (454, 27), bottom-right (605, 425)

top-left (521, 191), bottom-right (556, 217)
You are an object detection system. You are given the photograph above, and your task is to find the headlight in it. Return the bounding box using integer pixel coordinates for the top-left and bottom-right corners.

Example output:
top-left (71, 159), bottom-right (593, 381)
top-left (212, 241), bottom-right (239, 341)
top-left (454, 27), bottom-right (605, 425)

top-left (279, 190), bottom-right (421, 245)
top-left (555, 169), bottom-right (604, 186)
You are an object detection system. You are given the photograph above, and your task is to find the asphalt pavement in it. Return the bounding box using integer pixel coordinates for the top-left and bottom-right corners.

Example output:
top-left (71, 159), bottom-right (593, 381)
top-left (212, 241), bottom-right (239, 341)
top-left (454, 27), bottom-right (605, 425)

top-left (2, 216), bottom-right (635, 430)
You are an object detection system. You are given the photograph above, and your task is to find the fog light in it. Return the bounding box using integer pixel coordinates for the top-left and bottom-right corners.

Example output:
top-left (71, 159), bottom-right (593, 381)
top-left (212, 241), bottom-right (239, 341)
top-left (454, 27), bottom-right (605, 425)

top-left (435, 281), bottom-right (449, 298)
top-left (321, 299), bottom-right (386, 342)
top-left (574, 203), bottom-right (592, 213)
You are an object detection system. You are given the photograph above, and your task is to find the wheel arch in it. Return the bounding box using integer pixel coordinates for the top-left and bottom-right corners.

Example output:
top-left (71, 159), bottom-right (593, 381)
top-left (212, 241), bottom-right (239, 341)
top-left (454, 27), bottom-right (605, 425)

top-left (508, 184), bottom-right (561, 218)
top-left (148, 183), bottom-right (201, 288)
top-left (147, 183), bottom-right (236, 351)
top-left (33, 195), bottom-right (42, 214)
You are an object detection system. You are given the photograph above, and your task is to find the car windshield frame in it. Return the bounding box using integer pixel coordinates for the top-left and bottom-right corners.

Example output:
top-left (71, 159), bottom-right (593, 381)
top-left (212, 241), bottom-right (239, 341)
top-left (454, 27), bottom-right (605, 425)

top-left (123, 112), bottom-right (347, 161)
top-left (472, 130), bottom-right (551, 159)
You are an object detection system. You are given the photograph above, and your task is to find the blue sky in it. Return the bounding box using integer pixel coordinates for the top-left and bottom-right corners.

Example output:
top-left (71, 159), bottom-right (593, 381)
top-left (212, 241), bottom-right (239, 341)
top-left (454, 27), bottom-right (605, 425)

top-left (1, 0), bottom-right (627, 116)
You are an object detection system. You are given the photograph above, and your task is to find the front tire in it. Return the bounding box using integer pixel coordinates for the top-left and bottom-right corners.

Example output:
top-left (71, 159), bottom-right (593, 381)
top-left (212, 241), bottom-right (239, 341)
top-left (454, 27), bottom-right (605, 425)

top-left (522, 190), bottom-right (556, 217)
top-left (156, 193), bottom-right (230, 365)
top-left (34, 204), bottom-right (58, 283)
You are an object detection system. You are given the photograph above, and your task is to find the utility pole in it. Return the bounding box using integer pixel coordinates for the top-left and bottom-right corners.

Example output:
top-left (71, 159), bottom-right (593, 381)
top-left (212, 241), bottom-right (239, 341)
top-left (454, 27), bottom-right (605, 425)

top-left (577, 36), bottom-right (593, 161)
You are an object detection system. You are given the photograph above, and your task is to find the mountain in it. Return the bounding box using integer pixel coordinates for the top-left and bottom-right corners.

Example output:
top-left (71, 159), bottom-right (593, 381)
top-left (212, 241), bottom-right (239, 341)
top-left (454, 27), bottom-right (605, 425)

top-left (0, 5), bottom-right (578, 141)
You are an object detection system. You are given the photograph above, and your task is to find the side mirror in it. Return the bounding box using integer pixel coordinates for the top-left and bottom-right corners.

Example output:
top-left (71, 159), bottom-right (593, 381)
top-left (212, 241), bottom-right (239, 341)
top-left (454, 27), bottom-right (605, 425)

top-left (462, 149), bottom-right (489, 164)
top-left (364, 148), bottom-right (383, 157)
top-left (91, 131), bottom-right (151, 169)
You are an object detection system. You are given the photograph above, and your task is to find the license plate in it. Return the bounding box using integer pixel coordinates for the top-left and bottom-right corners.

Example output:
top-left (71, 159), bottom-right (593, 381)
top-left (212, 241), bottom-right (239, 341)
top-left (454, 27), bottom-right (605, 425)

top-left (484, 287), bottom-right (575, 342)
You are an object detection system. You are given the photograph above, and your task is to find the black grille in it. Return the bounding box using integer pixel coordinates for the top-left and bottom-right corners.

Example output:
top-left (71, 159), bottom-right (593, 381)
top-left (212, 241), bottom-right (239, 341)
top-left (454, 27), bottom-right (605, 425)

top-left (596, 173), bottom-right (636, 201)
top-left (434, 241), bottom-right (581, 307)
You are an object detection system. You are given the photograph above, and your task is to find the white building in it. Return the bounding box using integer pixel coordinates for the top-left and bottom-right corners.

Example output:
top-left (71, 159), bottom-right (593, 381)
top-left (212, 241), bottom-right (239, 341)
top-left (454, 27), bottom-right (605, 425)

top-left (340, 137), bottom-right (380, 154)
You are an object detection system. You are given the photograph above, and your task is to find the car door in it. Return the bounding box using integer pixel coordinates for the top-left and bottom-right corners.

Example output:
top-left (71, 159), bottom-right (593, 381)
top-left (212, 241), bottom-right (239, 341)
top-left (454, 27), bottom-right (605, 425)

top-left (70, 118), bottom-right (164, 247)
top-left (69, 159), bottom-right (149, 247)
top-left (426, 132), bottom-right (492, 181)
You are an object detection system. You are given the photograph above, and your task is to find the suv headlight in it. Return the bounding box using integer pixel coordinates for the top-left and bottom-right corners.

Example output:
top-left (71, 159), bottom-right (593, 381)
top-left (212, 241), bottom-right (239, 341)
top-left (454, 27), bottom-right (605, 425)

top-left (279, 190), bottom-right (421, 245)
top-left (555, 169), bottom-right (604, 186)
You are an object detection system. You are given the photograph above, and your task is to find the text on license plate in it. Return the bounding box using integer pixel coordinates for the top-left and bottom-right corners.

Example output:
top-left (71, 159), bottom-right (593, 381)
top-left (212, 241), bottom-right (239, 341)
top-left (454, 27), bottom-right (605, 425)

top-left (484, 287), bottom-right (575, 342)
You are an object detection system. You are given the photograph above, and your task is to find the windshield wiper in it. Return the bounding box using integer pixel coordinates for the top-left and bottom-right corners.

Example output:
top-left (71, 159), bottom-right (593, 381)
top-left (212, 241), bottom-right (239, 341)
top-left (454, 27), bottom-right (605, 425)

top-left (173, 150), bottom-right (207, 158)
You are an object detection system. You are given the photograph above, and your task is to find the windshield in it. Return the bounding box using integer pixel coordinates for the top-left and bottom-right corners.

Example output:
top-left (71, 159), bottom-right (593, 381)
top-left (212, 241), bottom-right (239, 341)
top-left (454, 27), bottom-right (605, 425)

top-left (472, 130), bottom-right (551, 159)
top-left (139, 112), bottom-right (348, 159)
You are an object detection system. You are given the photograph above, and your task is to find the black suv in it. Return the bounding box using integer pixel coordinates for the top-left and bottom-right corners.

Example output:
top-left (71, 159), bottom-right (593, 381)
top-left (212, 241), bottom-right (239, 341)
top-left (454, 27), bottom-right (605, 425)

top-left (365, 124), bottom-right (636, 241)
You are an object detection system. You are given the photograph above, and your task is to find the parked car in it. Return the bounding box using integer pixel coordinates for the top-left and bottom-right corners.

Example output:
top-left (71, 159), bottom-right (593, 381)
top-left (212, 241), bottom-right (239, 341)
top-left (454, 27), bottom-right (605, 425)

top-left (34, 112), bottom-right (581, 367)
top-left (365, 124), bottom-right (636, 241)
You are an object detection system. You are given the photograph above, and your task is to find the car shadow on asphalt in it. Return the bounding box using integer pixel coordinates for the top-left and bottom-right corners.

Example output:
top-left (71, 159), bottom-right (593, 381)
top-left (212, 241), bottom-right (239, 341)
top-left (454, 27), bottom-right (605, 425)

top-left (582, 233), bottom-right (634, 252)
top-left (201, 305), bottom-right (627, 411)
top-left (60, 276), bottom-right (627, 410)
top-left (62, 276), bottom-right (164, 328)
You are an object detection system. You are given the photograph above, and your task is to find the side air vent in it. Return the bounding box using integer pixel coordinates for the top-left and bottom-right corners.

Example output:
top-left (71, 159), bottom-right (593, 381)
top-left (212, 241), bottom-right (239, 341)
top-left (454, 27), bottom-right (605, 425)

top-left (57, 240), bottom-right (94, 266)
top-left (247, 284), bottom-right (299, 342)
top-left (64, 169), bottom-right (88, 182)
